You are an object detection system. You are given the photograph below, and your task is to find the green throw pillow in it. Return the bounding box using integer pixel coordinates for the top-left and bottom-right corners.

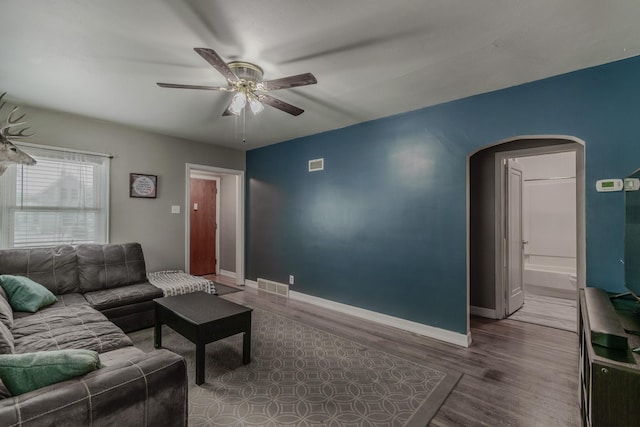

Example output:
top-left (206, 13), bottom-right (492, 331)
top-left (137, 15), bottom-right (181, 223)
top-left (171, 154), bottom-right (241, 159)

top-left (0, 275), bottom-right (57, 313)
top-left (0, 349), bottom-right (101, 396)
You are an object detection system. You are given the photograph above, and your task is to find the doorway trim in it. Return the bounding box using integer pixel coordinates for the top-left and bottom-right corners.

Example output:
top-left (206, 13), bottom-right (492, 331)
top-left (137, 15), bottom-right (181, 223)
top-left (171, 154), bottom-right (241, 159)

top-left (185, 163), bottom-right (245, 286)
top-left (492, 137), bottom-right (585, 318)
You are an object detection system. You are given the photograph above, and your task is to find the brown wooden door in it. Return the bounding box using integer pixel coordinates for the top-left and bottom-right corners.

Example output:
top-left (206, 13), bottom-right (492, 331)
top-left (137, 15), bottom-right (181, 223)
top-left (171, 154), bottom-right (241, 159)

top-left (190, 178), bottom-right (217, 275)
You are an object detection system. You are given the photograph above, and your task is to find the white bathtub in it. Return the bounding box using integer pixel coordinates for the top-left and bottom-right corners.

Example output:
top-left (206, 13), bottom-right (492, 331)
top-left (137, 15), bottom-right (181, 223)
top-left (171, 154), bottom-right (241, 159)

top-left (524, 265), bottom-right (577, 299)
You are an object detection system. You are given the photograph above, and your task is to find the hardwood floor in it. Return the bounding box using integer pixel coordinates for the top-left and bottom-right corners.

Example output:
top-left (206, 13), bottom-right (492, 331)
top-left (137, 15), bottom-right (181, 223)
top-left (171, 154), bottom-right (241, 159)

top-left (202, 273), bottom-right (243, 288)
top-left (509, 293), bottom-right (577, 332)
top-left (218, 285), bottom-right (581, 426)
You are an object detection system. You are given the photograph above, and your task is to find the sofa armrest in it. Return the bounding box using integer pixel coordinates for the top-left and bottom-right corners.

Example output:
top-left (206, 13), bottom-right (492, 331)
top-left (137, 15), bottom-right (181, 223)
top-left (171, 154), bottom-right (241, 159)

top-left (0, 349), bottom-right (187, 427)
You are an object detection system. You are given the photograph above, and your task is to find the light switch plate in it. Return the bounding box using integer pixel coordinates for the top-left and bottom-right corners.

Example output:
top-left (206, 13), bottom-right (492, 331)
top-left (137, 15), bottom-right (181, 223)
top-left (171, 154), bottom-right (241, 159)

top-left (171, 205), bottom-right (180, 214)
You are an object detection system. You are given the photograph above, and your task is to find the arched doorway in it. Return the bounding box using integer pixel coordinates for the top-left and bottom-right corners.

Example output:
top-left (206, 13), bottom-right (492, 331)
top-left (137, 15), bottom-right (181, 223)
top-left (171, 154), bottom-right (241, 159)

top-left (467, 136), bottom-right (585, 333)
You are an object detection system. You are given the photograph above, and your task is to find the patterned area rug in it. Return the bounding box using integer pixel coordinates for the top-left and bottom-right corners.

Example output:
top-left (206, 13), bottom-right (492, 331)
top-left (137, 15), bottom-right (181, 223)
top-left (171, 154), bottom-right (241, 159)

top-left (129, 308), bottom-right (460, 427)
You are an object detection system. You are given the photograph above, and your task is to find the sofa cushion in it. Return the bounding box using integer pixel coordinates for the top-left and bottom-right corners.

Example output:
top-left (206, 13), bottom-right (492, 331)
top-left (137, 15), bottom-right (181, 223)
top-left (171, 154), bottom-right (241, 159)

top-left (0, 322), bottom-right (14, 355)
top-left (0, 287), bottom-right (13, 329)
top-left (77, 243), bottom-right (147, 292)
top-left (0, 275), bottom-right (57, 313)
top-left (47, 292), bottom-right (91, 309)
top-left (15, 293), bottom-right (90, 318)
top-left (100, 300), bottom-right (156, 333)
top-left (83, 282), bottom-right (163, 311)
top-left (0, 349), bottom-right (101, 396)
top-left (0, 245), bottom-right (80, 295)
top-left (0, 379), bottom-right (9, 399)
top-left (12, 305), bottom-right (132, 354)
top-left (0, 349), bottom-right (187, 426)
top-left (98, 346), bottom-right (145, 367)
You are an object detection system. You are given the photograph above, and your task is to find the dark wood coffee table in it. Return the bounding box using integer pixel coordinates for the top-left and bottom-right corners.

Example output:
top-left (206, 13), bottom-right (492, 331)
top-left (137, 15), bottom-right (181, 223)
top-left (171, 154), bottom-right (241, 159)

top-left (153, 291), bottom-right (252, 385)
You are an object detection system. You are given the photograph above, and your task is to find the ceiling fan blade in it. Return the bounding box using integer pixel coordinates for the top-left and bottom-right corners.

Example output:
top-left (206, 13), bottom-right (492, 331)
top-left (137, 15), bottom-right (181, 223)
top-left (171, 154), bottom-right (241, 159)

top-left (194, 47), bottom-right (239, 82)
top-left (260, 94), bottom-right (305, 116)
top-left (157, 83), bottom-right (227, 91)
top-left (261, 73), bottom-right (317, 91)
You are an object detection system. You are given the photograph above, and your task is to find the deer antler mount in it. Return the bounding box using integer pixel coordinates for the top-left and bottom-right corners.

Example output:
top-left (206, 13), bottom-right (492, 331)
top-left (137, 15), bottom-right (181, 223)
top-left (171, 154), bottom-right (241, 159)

top-left (0, 92), bottom-right (37, 175)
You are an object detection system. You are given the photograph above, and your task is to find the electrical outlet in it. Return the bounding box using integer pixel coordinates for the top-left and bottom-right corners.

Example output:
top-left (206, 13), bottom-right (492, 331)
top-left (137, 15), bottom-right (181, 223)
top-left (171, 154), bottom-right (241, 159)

top-left (289, 275), bottom-right (294, 285)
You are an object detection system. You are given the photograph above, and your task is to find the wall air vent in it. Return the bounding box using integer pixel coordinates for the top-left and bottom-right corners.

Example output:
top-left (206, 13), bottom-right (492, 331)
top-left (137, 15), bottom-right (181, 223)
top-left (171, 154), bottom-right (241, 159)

top-left (257, 278), bottom-right (289, 297)
top-left (308, 158), bottom-right (324, 172)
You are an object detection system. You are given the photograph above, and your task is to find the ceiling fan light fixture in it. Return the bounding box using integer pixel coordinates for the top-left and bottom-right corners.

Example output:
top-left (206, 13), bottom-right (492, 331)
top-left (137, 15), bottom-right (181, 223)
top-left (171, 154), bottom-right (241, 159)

top-left (157, 48), bottom-right (317, 119)
top-left (227, 61), bottom-right (264, 82)
top-left (249, 96), bottom-right (264, 114)
top-left (229, 92), bottom-right (247, 115)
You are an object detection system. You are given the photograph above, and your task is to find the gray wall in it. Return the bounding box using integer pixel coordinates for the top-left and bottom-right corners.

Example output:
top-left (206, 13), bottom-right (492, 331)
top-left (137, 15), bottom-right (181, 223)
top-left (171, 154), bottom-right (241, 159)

top-left (18, 105), bottom-right (245, 272)
top-left (469, 146), bottom-right (497, 309)
top-left (219, 175), bottom-right (237, 273)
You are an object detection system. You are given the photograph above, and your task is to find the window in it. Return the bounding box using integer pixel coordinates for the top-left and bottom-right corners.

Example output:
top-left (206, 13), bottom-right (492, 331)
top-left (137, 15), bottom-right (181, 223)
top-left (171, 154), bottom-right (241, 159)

top-left (0, 144), bottom-right (110, 248)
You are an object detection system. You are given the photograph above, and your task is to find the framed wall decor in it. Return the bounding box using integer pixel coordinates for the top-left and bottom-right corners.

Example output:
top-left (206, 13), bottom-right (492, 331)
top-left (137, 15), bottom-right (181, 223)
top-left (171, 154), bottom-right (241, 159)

top-left (130, 173), bottom-right (157, 198)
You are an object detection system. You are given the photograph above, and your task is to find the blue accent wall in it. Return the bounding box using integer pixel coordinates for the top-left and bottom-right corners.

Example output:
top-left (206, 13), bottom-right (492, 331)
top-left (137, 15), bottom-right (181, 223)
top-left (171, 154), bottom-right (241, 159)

top-left (246, 55), bottom-right (640, 334)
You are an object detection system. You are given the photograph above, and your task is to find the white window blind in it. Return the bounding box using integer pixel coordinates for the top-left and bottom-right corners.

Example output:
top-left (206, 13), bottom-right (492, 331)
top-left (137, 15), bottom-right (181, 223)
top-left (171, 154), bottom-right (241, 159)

top-left (0, 144), bottom-right (110, 248)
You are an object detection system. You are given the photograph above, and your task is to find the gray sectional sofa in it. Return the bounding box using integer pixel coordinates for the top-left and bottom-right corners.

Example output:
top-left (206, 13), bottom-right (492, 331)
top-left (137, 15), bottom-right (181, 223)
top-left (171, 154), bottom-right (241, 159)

top-left (0, 243), bottom-right (188, 426)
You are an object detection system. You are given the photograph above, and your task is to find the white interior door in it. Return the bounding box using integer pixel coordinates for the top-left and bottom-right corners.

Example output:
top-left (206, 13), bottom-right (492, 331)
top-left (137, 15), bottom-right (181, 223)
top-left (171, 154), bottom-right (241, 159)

top-left (506, 159), bottom-right (525, 315)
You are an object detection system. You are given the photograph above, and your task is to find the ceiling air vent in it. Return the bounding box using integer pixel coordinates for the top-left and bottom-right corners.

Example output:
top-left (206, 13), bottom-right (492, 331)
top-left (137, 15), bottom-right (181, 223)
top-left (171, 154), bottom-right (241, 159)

top-left (308, 158), bottom-right (324, 172)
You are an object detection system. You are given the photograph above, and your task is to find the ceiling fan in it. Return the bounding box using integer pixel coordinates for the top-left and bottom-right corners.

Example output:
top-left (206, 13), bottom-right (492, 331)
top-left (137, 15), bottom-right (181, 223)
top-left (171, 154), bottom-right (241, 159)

top-left (157, 47), bottom-right (317, 117)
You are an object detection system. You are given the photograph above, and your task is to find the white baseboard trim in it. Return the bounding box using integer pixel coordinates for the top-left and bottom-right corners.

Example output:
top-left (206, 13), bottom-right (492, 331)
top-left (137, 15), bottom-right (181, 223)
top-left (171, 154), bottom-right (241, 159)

top-left (289, 291), bottom-right (470, 347)
top-left (470, 306), bottom-right (498, 319)
top-left (219, 269), bottom-right (236, 280)
top-left (244, 279), bottom-right (469, 347)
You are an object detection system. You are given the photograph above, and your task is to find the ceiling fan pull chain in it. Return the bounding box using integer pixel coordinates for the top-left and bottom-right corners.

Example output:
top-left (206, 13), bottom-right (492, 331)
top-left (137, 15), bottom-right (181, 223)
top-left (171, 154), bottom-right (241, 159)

top-left (242, 105), bottom-right (247, 143)
top-left (234, 114), bottom-right (238, 140)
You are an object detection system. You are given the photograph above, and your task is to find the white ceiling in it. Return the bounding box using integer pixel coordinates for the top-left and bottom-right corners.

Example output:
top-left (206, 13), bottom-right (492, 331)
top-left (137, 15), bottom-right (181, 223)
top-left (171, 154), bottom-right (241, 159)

top-left (1, 0), bottom-right (639, 151)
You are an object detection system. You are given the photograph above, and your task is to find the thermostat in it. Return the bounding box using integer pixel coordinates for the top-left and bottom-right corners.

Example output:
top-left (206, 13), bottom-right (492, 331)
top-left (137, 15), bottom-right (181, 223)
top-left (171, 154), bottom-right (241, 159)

top-left (596, 179), bottom-right (623, 192)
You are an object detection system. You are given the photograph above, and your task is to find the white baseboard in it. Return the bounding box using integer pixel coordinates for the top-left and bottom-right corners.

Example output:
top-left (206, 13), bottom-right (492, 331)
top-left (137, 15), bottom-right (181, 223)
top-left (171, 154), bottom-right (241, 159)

top-left (219, 269), bottom-right (236, 280)
top-left (470, 306), bottom-right (498, 319)
top-left (244, 279), bottom-right (469, 347)
top-left (289, 291), bottom-right (470, 347)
